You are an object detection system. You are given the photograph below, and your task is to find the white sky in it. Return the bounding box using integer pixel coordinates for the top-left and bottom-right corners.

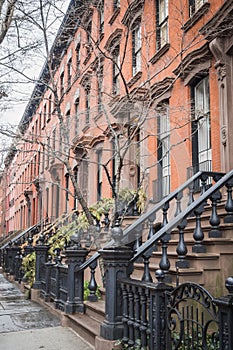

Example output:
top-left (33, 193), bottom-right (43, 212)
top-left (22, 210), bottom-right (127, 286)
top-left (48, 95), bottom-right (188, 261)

top-left (0, 0), bottom-right (70, 128)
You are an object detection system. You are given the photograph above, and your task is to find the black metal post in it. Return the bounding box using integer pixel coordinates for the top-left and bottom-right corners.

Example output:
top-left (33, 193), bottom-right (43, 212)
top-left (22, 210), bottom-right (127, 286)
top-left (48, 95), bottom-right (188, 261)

top-left (215, 277), bottom-right (233, 350)
top-left (10, 243), bottom-right (20, 276)
top-left (149, 270), bottom-right (173, 350)
top-left (64, 232), bottom-right (88, 314)
top-left (99, 223), bottom-right (134, 340)
top-left (42, 255), bottom-right (55, 301)
top-left (33, 236), bottom-right (49, 289)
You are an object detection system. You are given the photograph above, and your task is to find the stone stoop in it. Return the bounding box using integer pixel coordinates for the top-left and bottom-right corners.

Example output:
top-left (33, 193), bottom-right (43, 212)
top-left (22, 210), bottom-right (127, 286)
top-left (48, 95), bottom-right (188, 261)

top-left (30, 291), bottom-right (119, 350)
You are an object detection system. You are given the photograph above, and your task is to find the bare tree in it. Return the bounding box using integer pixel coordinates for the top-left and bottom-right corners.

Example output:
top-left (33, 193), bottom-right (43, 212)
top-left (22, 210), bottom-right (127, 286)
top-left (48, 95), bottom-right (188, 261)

top-left (0, 0), bottom-right (216, 239)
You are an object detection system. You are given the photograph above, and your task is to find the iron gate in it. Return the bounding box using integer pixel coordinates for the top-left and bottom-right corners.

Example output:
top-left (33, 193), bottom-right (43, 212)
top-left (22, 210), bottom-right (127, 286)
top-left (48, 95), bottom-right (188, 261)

top-left (166, 282), bottom-right (219, 350)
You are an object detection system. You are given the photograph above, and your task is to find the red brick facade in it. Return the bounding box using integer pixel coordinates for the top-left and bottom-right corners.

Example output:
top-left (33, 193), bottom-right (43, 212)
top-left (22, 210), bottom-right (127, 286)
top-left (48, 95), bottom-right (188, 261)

top-left (1, 0), bottom-right (233, 237)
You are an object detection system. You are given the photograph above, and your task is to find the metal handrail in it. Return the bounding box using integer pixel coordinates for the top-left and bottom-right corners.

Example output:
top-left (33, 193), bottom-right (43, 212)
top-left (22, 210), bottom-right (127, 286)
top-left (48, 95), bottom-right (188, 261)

top-left (78, 170), bottom-right (225, 271)
top-left (132, 169), bottom-right (233, 261)
top-left (0, 223), bottom-right (39, 250)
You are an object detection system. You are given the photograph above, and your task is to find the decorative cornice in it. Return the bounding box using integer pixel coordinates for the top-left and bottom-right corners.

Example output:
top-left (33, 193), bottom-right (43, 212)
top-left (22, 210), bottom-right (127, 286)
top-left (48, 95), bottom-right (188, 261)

top-left (127, 71), bottom-right (142, 88)
top-left (104, 28), bottom-right (122, 52)
top-left (72, 135), bottom-right (93, 156)
top-left (173, 43), bottom-right (212, 81)
top-left (110, 87), bottom-right (148, 118)
top-left (89, 135), bottom-right (105, 148)
top-left (121, 0), bottom-right (144, 27)
top-left (150, 77), bottom-right (175, 101)
top-left (200, 1), bottom-right (233, 41)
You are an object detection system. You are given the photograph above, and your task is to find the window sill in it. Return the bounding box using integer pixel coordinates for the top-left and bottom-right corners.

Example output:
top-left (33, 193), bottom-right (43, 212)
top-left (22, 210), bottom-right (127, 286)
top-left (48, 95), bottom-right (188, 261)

top-left (127, 71), bottom-right (142, 88)
top-left (109, 7), bottom-right (120, 25)
top-left (183, 2), bottom-right (210, 33)
top-left (150, 43), bottom-right (170, 65)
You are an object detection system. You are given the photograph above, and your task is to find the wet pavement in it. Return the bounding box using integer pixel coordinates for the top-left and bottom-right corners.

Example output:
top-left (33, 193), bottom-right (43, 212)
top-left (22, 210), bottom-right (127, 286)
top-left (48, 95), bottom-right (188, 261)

top-left (0, 272), bottom-right (93, 349)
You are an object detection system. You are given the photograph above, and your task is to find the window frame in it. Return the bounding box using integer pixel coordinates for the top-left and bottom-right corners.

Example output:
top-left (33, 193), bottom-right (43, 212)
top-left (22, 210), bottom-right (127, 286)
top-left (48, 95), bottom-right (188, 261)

top-left (60, 71), bottom-right (64, 97)
top-left (99, 0), bottom-right (104, 36)
top-left (132, 21), bottom-right (142, 76)
top-left (157, 101), bottom-right (170, 198)
top-left (85, 86), bottom-right (90, 125)
top-left (112, 46), bottom-right (120, 95)
top-left (156, 0), bottom-right (169, 51)
top-left (67, 57), bottom-right (72, 87)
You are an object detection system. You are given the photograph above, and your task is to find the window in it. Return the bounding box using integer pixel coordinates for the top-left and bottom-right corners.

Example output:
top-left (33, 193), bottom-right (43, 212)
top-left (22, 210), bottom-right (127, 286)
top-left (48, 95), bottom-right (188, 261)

top-left (75, 98), bottom-right (80, 134)
top-left (73, 167), bottom-right (78, 209)
top-left (113, 46), bottom-right (120, 95)
top-left (48, 96), bottom-right (52, 121)
top-left (38, 112), bottom-right (42, 132)
top-left (86, 20), bottom-right (92, 56)
top-left (46, 188), bottom-right (49, 219)
top-left (99, 1), bottom-right (104, 36)
top-left (46, 136), bottom-right (50, 168)
top-left (43, 104), bottom-right (46, 128)
top-left (157, 101), bottom-right (170, 198)
top-left (65, 174), bottom-right (69, 213)
top-left (112, 137), bottom-right (118, 196)
top-left (189, 0), bottom-right (207, 16)
top-left (59, 124), bottom-right (62, 152)
top-left (80, 157), bottom-right (88, 202)
top-left (98, 65), bottom-right (103, 112)
top-left (76, 43), bottom-right (80, 73)
top-left (156, 0), bottom-right (168, 51)
top-left (67, 58), bottom-right (72, 86)
top-left (85, 87), bottom-right (90, 124)
top-left (34, 154), bottom-right (37, 178)
top-left (66, 110), bottom-right (70, 140)
top-left (42, 145), bottom-right (45, 173)
top-left (132, 22), bottom-right (141, 76)
top-left (35, 120), bottom-right (38, 136)
top-left (191, 76), bottom-right (211, 172)
top-left (97, 149), bottom-right (102, 200)
top-left (60, 71), bottom-right (64, 97)
top-left (52, 128), bottom-right (56, 152)
top-left (113, 0), bottom-right (120, 10)
top-left (37, 151), bottom-right (41, 175)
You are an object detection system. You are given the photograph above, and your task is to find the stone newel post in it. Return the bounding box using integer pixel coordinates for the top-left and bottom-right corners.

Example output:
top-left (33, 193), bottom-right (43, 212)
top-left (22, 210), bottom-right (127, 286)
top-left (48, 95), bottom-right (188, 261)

top-left (99, 222), bottom-right (134, 340)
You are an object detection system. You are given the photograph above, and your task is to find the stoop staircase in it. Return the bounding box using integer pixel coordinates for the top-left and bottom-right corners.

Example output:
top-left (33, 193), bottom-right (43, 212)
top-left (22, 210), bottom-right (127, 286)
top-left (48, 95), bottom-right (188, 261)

top-left (56, 171), bottom-right (233, 347)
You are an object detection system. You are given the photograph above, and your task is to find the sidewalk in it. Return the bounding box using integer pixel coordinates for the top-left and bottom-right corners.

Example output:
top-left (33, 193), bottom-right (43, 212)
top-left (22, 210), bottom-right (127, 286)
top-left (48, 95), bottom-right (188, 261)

top-left (0, 273), bottom-right (93, 350)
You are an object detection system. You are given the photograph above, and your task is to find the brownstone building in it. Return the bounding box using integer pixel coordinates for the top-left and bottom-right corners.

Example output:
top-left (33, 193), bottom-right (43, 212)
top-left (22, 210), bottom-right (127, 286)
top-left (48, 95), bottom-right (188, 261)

top-left (1, 0), bottom-right (233, 237)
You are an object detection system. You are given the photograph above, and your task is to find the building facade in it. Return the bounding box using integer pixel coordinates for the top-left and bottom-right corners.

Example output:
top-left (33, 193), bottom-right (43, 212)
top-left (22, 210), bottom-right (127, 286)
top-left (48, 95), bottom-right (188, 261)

top-left (1, 0), bottom-right (233, 237)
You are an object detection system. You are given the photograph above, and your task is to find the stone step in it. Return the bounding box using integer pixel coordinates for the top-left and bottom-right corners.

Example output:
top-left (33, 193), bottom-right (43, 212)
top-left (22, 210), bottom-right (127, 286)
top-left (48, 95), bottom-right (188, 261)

top-left (66, 312), bottom-right (100, 348)
top-left (85, 300), bottom-right (105, 323)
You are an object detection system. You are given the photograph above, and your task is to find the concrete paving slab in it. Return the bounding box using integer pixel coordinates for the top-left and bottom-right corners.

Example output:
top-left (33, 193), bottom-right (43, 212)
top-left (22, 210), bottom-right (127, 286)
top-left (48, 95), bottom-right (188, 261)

top-left (0, 273), bottom-right (93, 349)
top-left (0, 326), bottom-right (93, 350)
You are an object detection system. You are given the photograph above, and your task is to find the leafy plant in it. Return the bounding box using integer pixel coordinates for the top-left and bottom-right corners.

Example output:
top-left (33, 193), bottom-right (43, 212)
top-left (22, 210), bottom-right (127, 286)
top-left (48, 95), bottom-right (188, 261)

top-left (21, 251), bottom-right (36, 287)
top-left (114, 339), bottom-right (146, 350)
top-left (118, 187), bottom-right (147, 214)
